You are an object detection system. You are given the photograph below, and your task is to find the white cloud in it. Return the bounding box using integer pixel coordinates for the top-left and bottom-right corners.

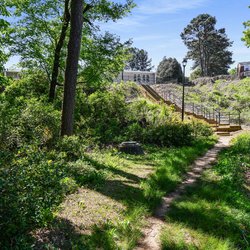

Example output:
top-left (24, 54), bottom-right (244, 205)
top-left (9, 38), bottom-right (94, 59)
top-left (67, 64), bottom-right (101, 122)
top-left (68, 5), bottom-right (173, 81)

top-left (100, 14), bottom-right (147, 32)
top-left (136, 0), bottom-right (209, 15)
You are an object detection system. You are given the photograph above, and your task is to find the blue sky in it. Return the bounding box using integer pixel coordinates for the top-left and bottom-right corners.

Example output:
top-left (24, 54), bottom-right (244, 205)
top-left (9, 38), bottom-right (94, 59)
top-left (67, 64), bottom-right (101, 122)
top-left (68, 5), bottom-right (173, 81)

top-left (101, 0), bottom-right (250, 75)
top-left (6, 0), bottom-right (250, 76)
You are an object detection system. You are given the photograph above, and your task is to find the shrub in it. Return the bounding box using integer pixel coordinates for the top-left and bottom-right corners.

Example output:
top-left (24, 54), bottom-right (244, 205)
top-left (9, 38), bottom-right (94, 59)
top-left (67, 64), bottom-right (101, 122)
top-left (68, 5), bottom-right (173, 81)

top-left (0, 98), bottom-right (60, 150)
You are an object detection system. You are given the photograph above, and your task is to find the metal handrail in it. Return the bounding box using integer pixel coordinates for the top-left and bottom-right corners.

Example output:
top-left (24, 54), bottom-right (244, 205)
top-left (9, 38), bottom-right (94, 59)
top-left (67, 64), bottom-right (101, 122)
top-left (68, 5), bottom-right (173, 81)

top-left (159, 90), bottom-right (241, 126)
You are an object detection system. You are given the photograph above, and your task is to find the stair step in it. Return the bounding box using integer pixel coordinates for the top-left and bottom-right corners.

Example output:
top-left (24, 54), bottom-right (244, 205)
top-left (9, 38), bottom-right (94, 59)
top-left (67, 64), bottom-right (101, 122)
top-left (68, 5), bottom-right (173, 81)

top-left (216, 125), bottom-right (242, 132)
top-left (216, 132), bottom-right (231, 136)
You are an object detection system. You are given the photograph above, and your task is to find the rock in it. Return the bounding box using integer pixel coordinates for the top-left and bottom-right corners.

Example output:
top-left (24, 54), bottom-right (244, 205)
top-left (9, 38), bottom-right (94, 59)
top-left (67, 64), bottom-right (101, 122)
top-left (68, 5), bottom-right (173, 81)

top-left (118, 141), bottom-right (144, 155)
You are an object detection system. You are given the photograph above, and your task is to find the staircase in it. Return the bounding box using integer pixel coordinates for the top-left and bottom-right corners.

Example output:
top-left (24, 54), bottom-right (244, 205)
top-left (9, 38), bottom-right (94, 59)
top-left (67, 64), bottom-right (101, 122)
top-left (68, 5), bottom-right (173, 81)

top-left (140, 84), bottom-right (242, 136)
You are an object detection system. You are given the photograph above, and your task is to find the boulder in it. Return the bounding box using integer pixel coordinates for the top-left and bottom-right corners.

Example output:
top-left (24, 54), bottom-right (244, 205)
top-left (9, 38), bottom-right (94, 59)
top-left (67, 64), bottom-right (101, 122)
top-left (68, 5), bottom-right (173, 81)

top-left (118, 141), bottom-right (144, 155)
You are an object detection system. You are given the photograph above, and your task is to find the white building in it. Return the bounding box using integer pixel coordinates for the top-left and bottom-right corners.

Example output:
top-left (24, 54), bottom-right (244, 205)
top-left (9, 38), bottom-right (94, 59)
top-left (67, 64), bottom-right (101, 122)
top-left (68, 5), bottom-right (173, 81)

top-left (3, 69), bottom-right (21, 80)
top-left (115, 70), bottom-right (156, 85)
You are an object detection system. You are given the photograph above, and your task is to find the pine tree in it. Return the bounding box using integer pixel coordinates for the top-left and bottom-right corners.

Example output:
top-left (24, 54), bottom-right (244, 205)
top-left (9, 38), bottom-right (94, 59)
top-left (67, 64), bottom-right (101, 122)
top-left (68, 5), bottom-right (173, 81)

top-left (181, 14), bottom-right (233, 76)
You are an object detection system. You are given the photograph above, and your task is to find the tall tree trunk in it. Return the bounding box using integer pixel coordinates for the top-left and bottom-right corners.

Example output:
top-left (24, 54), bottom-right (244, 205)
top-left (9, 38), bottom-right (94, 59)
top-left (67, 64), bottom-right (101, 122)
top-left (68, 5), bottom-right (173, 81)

top-left (61, 0), bottom-right (84, 136)
top-left (198, 36), bottom-right (204, 77)
top-left (49, 0), bottom-right (70, 102)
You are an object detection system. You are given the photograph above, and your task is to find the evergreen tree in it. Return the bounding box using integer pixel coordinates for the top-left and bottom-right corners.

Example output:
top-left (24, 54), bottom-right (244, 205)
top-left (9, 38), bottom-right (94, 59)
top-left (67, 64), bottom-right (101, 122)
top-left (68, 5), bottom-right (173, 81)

top-left (126, 47), bottom-right (153, 71)
top-left (181, 14), bottom-right (233, 76)
top-left (156, 57), bottom-right (182, 83)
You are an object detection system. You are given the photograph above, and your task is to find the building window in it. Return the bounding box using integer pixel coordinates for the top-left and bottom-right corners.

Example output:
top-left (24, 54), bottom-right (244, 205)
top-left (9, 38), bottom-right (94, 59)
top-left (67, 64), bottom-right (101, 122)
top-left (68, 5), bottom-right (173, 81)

top-left (137, 74), bottom-right (141, 83)
top-left (134, 74), bottom-right (137, 82)
top-left (142, 75), bottom-right (146, 82)
top-left (146, 75), bottom-right (150, 83)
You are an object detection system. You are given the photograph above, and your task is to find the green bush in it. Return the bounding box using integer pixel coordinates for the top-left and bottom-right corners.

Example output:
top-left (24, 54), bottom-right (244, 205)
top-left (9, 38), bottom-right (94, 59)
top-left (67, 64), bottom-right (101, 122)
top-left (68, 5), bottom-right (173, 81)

top-left (73, 83), bottom-right (212, 146)
top-left (0, 98), bottom-right (60, 150)
top-left (188, 118), bottom-right (213, 138)
top-left (0, 146), bottom-right (67, 245)
top-left (0, 138), bottom-right (107, 248)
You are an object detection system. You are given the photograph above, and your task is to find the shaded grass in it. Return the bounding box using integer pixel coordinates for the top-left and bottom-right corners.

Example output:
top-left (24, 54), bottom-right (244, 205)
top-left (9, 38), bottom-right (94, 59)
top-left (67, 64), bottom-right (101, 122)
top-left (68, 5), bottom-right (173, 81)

top-left (0, 135), bottom-right (216, 249)
top-left (62, 136), bottom-right (216, 249)
top-left (161, 132), bottom-right (250, 250)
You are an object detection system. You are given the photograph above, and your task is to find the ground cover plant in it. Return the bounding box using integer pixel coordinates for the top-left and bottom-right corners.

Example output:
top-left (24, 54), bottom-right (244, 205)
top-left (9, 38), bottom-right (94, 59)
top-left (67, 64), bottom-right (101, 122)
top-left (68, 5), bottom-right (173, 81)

top-left (160, 132), bottom-right (250, 250)
top-left (153, 77), bottom-right (250, 125)
top-left (0, 75), bottom-right (215, 249)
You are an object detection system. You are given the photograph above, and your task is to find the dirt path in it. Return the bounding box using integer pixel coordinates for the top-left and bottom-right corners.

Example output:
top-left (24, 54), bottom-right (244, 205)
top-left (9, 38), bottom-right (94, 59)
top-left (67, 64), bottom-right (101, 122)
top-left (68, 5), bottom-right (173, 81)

top-left (135, 135), bottom-right (234, 250)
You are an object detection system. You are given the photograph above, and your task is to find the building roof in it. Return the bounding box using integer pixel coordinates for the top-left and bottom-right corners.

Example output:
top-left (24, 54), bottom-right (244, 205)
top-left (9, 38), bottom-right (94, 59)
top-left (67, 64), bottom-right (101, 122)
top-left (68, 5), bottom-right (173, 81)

top-left (238, 61), bottom-right (250, 65)
top-left (123, 70), bottom-right (155, 74)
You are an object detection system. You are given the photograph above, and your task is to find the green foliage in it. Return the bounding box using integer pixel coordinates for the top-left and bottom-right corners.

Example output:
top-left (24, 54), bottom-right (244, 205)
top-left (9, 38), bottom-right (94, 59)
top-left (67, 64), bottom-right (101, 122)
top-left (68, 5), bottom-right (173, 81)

top-left (9, 0), bottom-right (135, 82)
top-left (126, 47), bottom-right (154, 71)
top-left (242, 6), bottom-right (250, 47)
top-left (74, 82), bottom-right (212, 145)
top-left (0, 1), bottom-right (11, 71)
top-left (181, 14), bottom-right (233, 76)
top-left (0, 75), bottom-right (214, 248)
top-left (215, 133), bottom-right (250, 188)
top-left (0, 74), bottom-right (10, 90)
top-left (156, 57), bottom-right (182, 83)
top-left (80, 32), bottom-right (132, 89)
top-left (161, 133), bottom-right (250, 250)
top-left (189, 118), bottom-right (213, 138)
top-left (0, 134), bottom-right (108, 248)
top-left (190, 68), bottom-right (202, 80)
top-left (228, 67), bottom-right (237, 75)
top-left (0, 97), bottom-right (60, 150)
top-left (185, 78), bottom-right (250, 121)
top-left (142, 138), bottom-right (216, 204)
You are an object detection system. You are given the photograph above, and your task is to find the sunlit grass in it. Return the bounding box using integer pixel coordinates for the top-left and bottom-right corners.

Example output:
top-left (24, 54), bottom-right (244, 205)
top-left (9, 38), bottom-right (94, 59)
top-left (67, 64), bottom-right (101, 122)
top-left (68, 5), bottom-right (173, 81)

top-left (161, 132), bottom-right (250, 250)
top-left (72, 137), bottom-right (217, 249)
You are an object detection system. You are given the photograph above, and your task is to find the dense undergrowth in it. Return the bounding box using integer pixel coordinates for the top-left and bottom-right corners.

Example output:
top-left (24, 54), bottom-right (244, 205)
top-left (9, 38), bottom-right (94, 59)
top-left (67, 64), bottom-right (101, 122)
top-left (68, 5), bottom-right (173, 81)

top-left (0, 73), bottom-right (214, 248)
top-left (161, 132), bottom-right (250, 250)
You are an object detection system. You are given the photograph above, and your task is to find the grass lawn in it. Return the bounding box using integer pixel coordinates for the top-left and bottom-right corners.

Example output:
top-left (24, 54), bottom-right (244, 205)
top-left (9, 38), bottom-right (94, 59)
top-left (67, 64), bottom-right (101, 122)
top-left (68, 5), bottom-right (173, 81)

top-left (161, 132), bottom-right (250, 250)
top-left (32, 137), bottom-right (216, 249)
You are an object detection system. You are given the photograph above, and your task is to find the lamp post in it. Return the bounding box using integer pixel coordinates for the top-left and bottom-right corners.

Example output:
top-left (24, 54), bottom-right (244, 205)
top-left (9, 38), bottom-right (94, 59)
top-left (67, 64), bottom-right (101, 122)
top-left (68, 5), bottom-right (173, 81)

top-left (181, 58), bottom-right (187, 121)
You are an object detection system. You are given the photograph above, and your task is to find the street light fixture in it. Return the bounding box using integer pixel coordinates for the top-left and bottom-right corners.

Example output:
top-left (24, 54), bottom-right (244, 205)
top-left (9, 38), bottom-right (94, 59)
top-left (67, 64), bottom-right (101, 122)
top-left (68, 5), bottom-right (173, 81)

top-left (181, 58), bottom-right (187, 121)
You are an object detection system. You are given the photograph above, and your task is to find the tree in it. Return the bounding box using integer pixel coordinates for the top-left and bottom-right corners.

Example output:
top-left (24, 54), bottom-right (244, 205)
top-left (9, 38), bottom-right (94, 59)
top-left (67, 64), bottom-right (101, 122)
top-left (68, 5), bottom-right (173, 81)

top-left (181, 14), bottom-right (233, 76)
top-left (0, 2), bottom-right (12, 71)
top-left (60, 0), bottom-right (135, 135)
top-left (126, 47), bottom-right (153, 71)
top-left (10, 0), bottom-right (66, 85)
top-left (156, 57), bottom-right (182, 83)
top-left (61, 0), bottom-right (85, 136)
top-left (242, 6), bottom-right (250, 47)
top-left (79, 32), bottom-right (132, 90)
top-left (10, 0), bottom-right (135, 101)
top-left (49, 0), bottom-right (70, 101)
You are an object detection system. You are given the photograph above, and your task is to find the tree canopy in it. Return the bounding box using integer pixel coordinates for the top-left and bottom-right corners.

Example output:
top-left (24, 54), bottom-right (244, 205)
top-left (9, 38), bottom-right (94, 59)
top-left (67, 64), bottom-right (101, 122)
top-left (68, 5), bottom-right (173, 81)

top-left (0, 2), bottom-right (11, 71)
top-left (156, 57), bottom-right (182, 83)
top-left (242, 6), bottom-right (250, 47)
top-left (126, 47), bottom-right (153, 71)
top-left (8, 0), bottom-right (135, 100)
top-left (181, 14), bottom-right (233, 76)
